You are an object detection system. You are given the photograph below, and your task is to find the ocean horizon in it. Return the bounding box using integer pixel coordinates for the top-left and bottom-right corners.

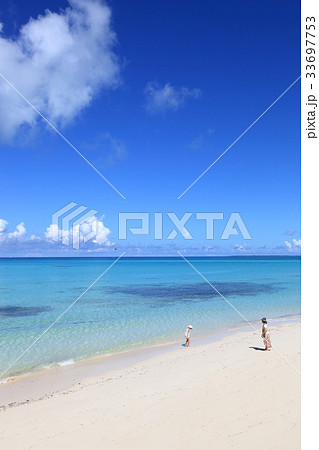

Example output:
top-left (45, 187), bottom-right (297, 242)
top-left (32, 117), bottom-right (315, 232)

top-left (0, 256), bottom-right (300, 378)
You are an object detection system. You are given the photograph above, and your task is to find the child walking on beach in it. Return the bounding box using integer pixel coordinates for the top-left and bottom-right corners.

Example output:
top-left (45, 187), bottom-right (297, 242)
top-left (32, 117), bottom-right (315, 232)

top-left (261, 318), bottom-right (271, 351)
top-left (185, 325), bottom-right (193, 347)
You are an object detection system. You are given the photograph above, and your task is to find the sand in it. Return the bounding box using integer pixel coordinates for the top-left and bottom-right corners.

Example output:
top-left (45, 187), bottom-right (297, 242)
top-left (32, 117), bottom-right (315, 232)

top-left (0, 321), bottom-right (300, 449)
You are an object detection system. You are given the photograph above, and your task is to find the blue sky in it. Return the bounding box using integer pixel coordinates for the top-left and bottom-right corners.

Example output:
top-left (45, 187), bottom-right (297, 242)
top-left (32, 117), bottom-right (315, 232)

top-left (0, 0), bottom-right (300, 256)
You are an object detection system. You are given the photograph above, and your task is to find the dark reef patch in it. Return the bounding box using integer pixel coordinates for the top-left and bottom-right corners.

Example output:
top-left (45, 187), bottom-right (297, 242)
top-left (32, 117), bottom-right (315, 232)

top-left (94, 281), bottom-right (282, 306)
top-left (0, 306), bottom-right (52, 317)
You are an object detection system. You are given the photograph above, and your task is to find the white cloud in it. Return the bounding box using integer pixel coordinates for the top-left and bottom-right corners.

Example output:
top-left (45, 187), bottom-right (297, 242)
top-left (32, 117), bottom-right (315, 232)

top-left (284, 239), bottom-right (301, 251)
top-left (45, 215), bottom-right (112, 246)
top-left (0, 216), bottom-right (112, 253)
top-left (91, 217), bottom-right (111, 245)
top-left (203, 245), bottom-right (217, 253)
top-left (0, 218), bottom-right (8, 233)
top-left (292, 239), bottom-right (301, 248)
top-left (232, 244), bottom-right (251, 253)
top-left (144, 82), bottom-right (201, 114)
top-left (0, 221), bottom-right (27, 242)
top-left (7, 222), bottom-right (27, 240)
top-left (233, 244), bottom-right (245, 251)
top-left (284, 240), bottom-right (292, 250)
top-left (45, 223), bottom-right (66, 241)
top-left (0, 0), bottom-right (120, 139)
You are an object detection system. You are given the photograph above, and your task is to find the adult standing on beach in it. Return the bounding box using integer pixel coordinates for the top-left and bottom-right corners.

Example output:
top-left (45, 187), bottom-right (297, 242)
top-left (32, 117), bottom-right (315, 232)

top-left (185, 325), bottom-right (193, 347)
top-left (261, 318), bottom-right (271, 351)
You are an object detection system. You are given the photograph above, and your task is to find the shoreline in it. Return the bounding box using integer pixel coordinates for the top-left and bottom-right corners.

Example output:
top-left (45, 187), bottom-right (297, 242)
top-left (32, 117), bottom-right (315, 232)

top-left (0, 314), bottom-right (300, 409)
top-left (1, 312), bottom-right (300, 381)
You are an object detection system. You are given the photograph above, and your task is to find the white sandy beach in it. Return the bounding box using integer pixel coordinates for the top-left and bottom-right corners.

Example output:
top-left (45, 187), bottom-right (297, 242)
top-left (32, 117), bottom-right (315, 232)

top-left (0, 321), bottom-right (300, 449)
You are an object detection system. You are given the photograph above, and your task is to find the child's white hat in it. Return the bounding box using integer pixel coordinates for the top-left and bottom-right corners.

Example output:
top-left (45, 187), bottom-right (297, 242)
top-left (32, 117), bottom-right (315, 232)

top-left (188, 325), bottom-right (193, 329)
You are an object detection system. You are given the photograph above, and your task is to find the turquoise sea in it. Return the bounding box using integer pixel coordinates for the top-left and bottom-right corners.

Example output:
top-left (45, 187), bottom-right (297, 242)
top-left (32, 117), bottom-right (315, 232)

top-left (0, 256), bottom-right (300, 378)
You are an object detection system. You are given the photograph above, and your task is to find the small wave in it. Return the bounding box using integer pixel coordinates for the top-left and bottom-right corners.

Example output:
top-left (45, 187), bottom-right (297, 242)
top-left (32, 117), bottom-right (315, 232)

top-left (57, 359), bottom-right (75, 367)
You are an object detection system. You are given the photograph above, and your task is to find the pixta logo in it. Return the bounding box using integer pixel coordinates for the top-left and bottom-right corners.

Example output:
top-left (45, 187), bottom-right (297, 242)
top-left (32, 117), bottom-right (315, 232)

top-left (118, 212), bottom-right (251, 240)
top-left (51, 203), bottom-right (98, 249)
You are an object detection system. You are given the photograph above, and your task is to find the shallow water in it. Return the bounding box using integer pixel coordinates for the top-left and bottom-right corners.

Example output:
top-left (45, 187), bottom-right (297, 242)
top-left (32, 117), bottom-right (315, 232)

top-left (0, 256), bottom-right (300, 377)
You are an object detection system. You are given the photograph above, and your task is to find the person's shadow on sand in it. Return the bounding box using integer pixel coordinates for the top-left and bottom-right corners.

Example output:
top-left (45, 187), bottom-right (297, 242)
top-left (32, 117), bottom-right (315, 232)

top-left (249, 346), bottom-right (265, 351)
